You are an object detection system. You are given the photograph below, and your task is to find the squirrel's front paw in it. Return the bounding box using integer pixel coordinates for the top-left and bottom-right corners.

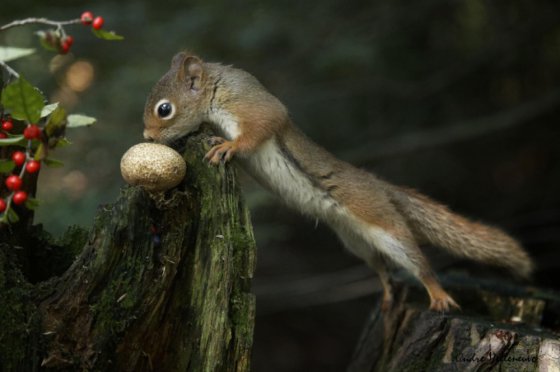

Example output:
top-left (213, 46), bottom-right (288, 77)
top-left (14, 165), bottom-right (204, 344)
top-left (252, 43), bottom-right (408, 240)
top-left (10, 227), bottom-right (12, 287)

top-left (205, 140), bottom-right (237, 165)
top-left (207, 136), bottom-right (226, 146)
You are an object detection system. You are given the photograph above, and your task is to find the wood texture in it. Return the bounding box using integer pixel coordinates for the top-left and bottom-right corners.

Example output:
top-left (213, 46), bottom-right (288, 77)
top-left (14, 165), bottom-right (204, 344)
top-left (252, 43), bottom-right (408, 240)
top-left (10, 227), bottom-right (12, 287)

top-left (348, 276), bottom-right (560, 372)
top-left (0, 128), bottom-right (256, 371)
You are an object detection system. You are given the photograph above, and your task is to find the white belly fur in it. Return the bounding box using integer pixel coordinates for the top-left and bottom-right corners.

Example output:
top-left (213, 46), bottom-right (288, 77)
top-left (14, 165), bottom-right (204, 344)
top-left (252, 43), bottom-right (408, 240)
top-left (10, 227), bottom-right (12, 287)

top-left (214, 117), bottom-right (406, 266)
top-left (241, 140), bottom-right (341, 220)
top-left (241, 140), bottom-right (417, 271)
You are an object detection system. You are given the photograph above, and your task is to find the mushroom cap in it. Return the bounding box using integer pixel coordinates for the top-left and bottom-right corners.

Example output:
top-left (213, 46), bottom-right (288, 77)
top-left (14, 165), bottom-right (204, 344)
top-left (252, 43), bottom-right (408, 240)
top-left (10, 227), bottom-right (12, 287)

top-left (120, 143), bottom-right (186, 192)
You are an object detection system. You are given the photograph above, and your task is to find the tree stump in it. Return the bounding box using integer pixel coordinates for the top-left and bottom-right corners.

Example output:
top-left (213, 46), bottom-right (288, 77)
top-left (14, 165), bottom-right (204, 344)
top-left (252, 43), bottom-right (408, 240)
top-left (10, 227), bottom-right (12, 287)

top-left (0, 128), bottom-right (256, 371)
top-left (348, 276), bottom-right (560, 372)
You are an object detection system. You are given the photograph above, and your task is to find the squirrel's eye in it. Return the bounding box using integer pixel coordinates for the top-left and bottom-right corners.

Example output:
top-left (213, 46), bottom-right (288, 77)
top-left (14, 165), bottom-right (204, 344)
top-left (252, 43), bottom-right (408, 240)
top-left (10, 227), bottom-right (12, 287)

top-left (155, 100), bottom-right (175, 120)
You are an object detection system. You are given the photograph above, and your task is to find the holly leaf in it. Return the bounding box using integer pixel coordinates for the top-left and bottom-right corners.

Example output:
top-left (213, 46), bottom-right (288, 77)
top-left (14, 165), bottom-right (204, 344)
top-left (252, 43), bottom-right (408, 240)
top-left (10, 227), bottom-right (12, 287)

top-left (25, 197), bottom-right (40, 210)
top-left (41, 102), bottom-right (59, 118)
top-left (0, 135), bottom-right (26, 146)
top-left (45, 106), bottom-right (67, 136)
top-left (92, 29), bottom-right (124, 41)
top-left (49, 136), bottom-right (71, 150)
top-left (6, 208), bottom-right (19, 223)
top-left (7, 209), bottom-right (20, 223)
top-left (0, 159), bottom-right (15, 174)
top-left (1, 76), bottom-right (45, 123)
top-left (67, 114), bottom-right (96, 128)
top-left (34, 143), bottom-right (46, 161)
top-left (43, 157), bottom-right (64, 168)
top-left (56, 137), bottom-right (72, 147)
top-left (0, 46), bottom-right (36, 62)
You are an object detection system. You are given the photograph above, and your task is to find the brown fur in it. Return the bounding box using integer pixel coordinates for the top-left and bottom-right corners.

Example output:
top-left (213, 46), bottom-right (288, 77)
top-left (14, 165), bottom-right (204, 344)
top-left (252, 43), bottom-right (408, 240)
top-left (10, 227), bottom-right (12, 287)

top-left (389, 187), bottom-right (533, 278)
top-left (143, 52), bottom-right (534, 311)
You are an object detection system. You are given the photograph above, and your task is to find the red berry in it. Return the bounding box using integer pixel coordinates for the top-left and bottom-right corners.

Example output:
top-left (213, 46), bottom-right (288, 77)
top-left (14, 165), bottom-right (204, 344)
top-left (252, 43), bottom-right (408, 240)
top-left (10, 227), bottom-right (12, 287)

top-left (60, 41), bottom-right (71, 54)
top-left (25, 160), bottom-right (41, 174)
top-left (11, 151), bottom-right (26, 167)
top-left (23, 124), bottom-right (41, 140)
top-left (5, 175), bottom-right (23, 191)
top-left (2, 120), bottom-right (13, 131)
top-left (92, 16), bottom-right (104, 30)
top-left (12, 191), bottom-right (28, 205)
top-left (0, 198), bottom-right (6, 213)
top-left (64, 35), bottom-right (74, 47)
top-left (0, 132), bottom-right (7, 139)
top-left (59, 35), bottom-right (74, 54)
top-left (81, 11), bottom-right (94, 26)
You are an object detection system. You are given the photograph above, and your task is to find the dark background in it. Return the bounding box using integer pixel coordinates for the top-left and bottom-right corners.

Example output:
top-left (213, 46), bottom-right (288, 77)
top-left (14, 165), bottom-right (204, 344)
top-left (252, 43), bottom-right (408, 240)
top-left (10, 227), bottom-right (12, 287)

top-left (2, 1), bottom-right (560, 371)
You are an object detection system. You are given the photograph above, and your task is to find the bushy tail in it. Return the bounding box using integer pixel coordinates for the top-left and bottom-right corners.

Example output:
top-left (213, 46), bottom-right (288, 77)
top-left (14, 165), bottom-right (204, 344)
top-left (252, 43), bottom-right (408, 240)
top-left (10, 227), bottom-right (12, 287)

top-left (388, 186), bottom-right (533, 279)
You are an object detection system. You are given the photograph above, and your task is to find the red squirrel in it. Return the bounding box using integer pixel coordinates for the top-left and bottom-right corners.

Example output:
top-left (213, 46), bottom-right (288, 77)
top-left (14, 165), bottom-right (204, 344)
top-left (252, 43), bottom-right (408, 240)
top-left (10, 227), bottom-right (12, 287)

top-left (143, 52), bottom-right (533, 311)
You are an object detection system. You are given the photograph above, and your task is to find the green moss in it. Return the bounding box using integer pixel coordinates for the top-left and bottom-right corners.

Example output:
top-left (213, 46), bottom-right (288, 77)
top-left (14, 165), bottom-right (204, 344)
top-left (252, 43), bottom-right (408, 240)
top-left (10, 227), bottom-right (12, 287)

top-left (33, 225), bottom-right (89, 282)
top-left (57, 225), bottom-right (89, 258)
top-left (1, 223), bottom-right (89, 284)
top-left (0, 249), bottom-right (41, 371)
top-left (229, 289), bottom-right (256, 344)
top-left (90, 253), bottom-right (149, 338)
top-left (230, 227), bottom-right (256, 278)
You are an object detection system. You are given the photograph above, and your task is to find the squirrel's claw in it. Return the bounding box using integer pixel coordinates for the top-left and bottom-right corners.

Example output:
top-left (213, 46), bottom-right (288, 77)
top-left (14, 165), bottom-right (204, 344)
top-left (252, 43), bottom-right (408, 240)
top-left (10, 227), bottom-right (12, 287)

top-left (207, 136), bottom-right (226, 146)
top-left (205, 140), bottom-right (237, 165)
top-left (429, 294), bottom-right (461, 312)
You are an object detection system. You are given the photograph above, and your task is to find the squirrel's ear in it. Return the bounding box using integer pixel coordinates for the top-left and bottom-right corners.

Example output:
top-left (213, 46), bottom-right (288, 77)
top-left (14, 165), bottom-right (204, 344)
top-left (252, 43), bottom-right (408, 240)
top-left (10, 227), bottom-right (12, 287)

top-left (174, 54), bottom-right (204, 91)
top-left (170, 52), bottom-right (187, 69)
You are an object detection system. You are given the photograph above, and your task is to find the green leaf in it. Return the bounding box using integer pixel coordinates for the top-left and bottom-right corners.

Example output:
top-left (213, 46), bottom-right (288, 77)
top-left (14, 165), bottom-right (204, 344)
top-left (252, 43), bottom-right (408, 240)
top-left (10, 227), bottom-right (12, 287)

top-left (45, 106), bottom-right (67, 136)
top-left (0, 159), bottom-right (15, 174)
top-left (57, 137), bottom-right (72, 147)
top-left (0, 135), bottom-right (26, 146)
top-left (37, 33), bottom-right (58, 52)
top-left (41, 102), bottom-right (59, 118)
top-left (43, 157), bottom-right (64, 168)
top-left (25, 197), bottom-right (40, 210)
top-left (0, 46), bottom-right (36, 62)
top-left (7, 208), bottom-right (19, 223)
top-left (36, 30), bottom-right (60, 52)
top-left (34, 143), bottom-right (45, 161)
top-left (1, 76), bottom-right (45, 123)
top-left (92, 28), bottom-right (124, 41)
top-left (67, 114), bottom-right (96, 128)
top-left (48, 136), bottom-right (71, 150)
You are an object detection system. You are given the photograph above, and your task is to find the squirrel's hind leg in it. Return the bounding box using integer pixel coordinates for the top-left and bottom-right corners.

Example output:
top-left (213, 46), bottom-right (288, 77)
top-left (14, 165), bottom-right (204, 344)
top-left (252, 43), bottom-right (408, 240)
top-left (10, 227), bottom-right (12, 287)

top-left (368, 228), bottom-right (460, 312)
top-left (336, 220), bottom-right (460, 312)
top-left (335, 231), bottom-right (394, 311)
top-left (366, 255), bottom-right (394, 312)
top-left (368, 256), bottom-right (460, 312)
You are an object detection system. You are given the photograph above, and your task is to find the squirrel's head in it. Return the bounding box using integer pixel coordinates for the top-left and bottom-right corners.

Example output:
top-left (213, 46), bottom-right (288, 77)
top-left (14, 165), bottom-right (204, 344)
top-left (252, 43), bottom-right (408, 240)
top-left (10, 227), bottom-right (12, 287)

top-left (143, 52), bottom-right (209, 144)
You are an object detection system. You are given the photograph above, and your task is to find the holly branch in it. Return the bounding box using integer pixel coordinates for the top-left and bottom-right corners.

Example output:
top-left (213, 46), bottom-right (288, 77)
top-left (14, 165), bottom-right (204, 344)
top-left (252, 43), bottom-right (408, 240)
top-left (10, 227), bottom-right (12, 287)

top-left (0, 11), bottom-right (123, 224)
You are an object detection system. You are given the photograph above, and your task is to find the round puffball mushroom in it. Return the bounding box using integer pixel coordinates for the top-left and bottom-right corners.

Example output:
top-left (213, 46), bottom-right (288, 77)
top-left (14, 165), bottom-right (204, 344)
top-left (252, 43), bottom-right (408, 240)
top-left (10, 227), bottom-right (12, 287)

top-left (120, 143), bottom-right (186, 192)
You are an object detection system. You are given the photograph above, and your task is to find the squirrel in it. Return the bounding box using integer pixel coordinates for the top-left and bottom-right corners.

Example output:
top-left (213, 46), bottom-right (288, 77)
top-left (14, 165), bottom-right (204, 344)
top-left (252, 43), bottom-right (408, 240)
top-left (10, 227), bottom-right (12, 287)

top-left (143, 52), bottom-right (533, 312)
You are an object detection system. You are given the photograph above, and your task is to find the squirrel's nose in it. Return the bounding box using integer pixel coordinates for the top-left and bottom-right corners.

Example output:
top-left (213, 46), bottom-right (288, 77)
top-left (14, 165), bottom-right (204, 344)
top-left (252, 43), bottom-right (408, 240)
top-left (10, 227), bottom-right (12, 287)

top-left (143, 130), bottom-right (155, 142)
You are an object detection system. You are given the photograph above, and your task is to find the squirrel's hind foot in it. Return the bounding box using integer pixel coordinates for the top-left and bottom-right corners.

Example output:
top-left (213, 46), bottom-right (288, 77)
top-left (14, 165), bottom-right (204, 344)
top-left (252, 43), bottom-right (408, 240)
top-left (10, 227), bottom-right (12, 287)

top-left (429, 295), bottom-right (461, 312)
top-left (421, 273), bottom-right (461, 312)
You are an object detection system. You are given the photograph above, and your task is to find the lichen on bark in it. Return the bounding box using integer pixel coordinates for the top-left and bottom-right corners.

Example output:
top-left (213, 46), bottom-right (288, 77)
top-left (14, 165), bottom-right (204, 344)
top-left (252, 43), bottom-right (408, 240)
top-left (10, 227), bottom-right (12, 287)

top-left (0, 127), bottom-right (257, 371)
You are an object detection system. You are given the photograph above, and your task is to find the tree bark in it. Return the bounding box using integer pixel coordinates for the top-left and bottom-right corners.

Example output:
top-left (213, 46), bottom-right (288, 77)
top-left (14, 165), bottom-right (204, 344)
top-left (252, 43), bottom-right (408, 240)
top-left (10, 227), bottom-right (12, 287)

top-left (0, 127), bottom-right (256, 371)
top-left (348, 276), bottom-right (560, 372)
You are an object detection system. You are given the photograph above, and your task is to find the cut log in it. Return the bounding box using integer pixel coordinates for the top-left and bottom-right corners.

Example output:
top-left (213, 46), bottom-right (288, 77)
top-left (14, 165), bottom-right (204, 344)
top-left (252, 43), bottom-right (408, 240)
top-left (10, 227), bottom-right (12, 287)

top-left (348, 276), bottom-right (560, 372)
top-left (0, 127), bottom-right (256, 371)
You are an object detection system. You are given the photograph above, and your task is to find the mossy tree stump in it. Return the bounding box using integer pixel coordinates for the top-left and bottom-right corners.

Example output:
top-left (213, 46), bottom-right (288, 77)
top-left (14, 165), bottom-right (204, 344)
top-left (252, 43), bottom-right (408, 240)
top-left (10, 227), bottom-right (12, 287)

top-left (348, 276), bottom-right (560, 372)
top-left (0, 128), bottom-right (256, 371)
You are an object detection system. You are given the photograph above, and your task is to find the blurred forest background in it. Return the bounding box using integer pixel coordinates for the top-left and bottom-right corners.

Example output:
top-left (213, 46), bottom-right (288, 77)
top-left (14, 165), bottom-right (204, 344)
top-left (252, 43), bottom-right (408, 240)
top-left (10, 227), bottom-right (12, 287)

top-left (2, 0), bottom-right (560, 371)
